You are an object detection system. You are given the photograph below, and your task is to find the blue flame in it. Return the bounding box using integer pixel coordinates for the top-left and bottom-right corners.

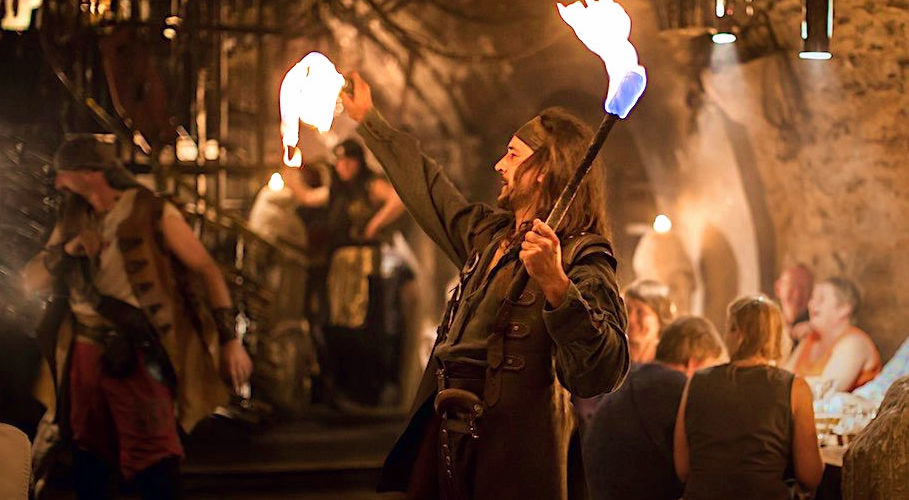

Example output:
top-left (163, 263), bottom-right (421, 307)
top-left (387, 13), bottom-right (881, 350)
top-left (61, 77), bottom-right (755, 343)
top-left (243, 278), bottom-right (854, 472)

top-left (605, 66), bottom-right (647, 119)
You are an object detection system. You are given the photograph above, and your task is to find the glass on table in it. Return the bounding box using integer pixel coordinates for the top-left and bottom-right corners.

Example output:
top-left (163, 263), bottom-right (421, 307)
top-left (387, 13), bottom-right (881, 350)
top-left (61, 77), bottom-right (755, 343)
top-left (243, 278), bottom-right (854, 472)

top-left (832, 399), bottom-right (878, 444)
top-left (807, 376), bottom-right (835, 402)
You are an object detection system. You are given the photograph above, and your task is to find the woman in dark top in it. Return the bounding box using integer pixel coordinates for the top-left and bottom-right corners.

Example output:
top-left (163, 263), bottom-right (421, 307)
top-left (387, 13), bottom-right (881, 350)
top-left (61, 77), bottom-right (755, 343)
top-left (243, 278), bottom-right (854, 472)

top-left (285, 139), bottom-right (408, 406)
top-left (674, 295), bottom-right (824, 500)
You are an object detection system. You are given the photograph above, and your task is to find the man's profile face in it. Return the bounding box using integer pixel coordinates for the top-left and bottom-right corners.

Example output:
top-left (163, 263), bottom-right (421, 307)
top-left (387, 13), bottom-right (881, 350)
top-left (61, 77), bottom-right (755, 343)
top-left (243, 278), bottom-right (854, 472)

top-left (494, 136), bottom-right (535, 211)
top-left (775, 268), bottom-right (810, 321)
top-left (808, 283), bottom-right (851, 333)
top-left (775, 270), bottom-right (794, 303)
top-left (775, 270), bottom-right (800, 320)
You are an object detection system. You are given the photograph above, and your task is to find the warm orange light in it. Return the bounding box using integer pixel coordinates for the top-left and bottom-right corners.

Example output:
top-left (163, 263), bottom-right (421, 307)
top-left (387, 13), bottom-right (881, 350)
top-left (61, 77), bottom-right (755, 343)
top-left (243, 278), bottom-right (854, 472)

top-left (653, 214), bottom-right (672, 233)
top-left (3, 0), bottom-right (42, 31)
top-left (280, 52), bottom-right (346, 150)
top-left (280, 52), bottom-right (345, 167)
top-left (283, 143), bottom-right (302, 168)
top-left (268, 172), bottom-right (285, 192)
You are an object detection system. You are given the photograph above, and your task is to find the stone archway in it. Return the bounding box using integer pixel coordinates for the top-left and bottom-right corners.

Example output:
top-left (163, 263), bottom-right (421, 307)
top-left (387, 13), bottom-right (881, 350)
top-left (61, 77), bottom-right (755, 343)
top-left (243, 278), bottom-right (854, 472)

top-left (699, 223), bottom-right (740, 332)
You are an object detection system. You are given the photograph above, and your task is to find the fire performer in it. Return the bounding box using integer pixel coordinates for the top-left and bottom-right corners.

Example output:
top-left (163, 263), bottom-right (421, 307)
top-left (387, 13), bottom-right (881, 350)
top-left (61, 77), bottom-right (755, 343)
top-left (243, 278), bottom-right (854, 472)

top-left (342, 70), bottom-right (630, 498)
top-left (22, 135), bottom-right (252, 500)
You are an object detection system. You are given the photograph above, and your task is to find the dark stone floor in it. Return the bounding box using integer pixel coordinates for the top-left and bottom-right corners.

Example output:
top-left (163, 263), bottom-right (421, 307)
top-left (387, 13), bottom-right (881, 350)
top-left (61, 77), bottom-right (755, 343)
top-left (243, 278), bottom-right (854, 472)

top-left (43, 405), bottom-right (406, 500)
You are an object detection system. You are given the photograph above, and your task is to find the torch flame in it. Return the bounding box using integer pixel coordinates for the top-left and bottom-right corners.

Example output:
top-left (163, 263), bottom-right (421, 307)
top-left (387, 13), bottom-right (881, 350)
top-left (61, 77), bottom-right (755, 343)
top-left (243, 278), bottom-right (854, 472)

top-left (283, 143), bottom-right (302, 168)
top-left (557, 0), bottom-right (647, 119)
top-left (279, 52), bottom-right (346, 166)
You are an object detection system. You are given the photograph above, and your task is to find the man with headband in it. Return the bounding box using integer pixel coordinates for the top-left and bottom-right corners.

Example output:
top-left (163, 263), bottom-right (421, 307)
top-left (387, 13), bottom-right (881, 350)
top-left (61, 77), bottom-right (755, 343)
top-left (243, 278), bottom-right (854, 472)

top-left (342, 73), bottom-right (629, 499)
top-left (22, 135), bottom-right (252, 499)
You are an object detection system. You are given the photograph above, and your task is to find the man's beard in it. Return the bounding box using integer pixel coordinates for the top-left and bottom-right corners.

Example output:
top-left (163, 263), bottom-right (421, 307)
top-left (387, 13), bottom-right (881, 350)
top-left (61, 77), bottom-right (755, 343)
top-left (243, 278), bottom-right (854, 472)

top-left (496, 182), bottom-right (536, 216)
top-left (496, 184), bottom-right (512, 210)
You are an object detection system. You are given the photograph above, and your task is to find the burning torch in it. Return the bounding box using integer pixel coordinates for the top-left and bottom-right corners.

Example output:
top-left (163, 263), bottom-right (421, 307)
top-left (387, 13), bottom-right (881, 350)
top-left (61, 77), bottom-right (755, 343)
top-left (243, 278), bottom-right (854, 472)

top-left (506, 0), bottom-right (646, 294)
top-left (545, 0), bottom-right (647, 230)
top-left (279, 52), bottom-right (347, 168)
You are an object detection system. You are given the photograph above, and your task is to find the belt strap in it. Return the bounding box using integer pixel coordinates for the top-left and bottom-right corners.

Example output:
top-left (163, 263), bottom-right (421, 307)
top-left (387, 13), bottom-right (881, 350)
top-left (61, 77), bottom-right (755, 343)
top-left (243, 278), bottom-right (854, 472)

top-left (484, 278), bottom-right (531, 407)
top-left (436, 365), bottom-right (485, 396)
top-left (74, 322), bottom-right (116, 344)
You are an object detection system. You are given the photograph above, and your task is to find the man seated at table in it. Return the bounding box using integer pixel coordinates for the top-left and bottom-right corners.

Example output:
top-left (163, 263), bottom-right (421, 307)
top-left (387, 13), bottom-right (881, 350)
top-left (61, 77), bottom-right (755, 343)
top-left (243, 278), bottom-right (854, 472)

top-left (785, 277), bottom-right (882, 392)
top-left (774, 264), bottom-right (813, 347)
top-left (583, 316), bottom-right (726, 500)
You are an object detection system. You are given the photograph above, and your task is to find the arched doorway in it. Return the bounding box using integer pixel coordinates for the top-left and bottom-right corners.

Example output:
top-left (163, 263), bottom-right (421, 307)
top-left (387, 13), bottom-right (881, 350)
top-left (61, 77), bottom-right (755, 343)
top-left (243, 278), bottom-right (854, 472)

top-left (699, 223), bottom-right (740, 332)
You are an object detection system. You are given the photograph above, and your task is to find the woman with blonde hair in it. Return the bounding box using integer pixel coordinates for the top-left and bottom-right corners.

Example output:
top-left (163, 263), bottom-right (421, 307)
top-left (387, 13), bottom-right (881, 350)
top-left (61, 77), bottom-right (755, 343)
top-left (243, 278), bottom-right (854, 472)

top-left (673, 295), bottom-right (823, 499)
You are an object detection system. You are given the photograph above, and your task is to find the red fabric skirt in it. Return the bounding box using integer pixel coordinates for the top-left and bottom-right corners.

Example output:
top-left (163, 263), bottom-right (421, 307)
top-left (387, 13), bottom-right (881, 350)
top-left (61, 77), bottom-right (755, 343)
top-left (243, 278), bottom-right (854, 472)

top-left (68, 339), bottom-right (184, 478)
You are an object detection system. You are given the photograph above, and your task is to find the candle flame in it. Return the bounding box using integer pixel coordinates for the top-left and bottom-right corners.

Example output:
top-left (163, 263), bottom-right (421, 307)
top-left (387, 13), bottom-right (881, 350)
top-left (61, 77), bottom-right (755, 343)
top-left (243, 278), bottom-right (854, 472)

top-left (557, 0), bottom-right (647, 119)
top-left (279, 52), bottom-right (346, 151)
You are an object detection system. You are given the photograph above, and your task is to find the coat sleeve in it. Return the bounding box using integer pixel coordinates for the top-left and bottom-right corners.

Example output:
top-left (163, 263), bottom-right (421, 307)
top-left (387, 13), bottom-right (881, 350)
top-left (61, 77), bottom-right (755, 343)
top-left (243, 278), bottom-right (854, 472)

top-left (357, 109), bottom-right (493, 267)
top-left (542, 251), bottom-right (630, 397)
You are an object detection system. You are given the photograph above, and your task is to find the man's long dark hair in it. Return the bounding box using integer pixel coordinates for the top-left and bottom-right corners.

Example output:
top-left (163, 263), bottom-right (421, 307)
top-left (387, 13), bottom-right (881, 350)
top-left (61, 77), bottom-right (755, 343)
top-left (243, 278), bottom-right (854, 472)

top-left (513, 107), bottom-right (611, 238)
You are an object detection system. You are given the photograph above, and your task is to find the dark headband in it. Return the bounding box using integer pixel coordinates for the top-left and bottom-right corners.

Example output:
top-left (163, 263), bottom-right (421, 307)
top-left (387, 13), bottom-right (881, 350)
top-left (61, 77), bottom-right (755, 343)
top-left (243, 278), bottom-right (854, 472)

top-left (514, 115), bottom-right (548, 152)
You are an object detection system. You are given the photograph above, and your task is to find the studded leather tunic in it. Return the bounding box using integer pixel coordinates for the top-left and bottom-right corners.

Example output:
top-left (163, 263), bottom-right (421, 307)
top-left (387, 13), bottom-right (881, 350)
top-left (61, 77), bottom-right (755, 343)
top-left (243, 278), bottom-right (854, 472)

top-left (40, 187), bottom-right (229, 433)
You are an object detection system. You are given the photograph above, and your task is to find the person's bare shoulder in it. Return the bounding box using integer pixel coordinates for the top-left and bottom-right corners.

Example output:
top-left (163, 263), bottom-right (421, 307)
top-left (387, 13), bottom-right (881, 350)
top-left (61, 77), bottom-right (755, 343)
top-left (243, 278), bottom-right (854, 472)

top-left (834, 329), bottom-right (876, 359)
top-left (791, 375), bottom-right (812, 404)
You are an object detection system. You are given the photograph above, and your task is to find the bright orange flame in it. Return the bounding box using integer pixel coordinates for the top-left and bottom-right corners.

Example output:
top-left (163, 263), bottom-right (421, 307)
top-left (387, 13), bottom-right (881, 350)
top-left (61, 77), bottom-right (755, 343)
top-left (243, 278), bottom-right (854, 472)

top-left (557, 0), bottom-right (645, 113)
top-left (283, 144), bottom-right (302, 168)
top-left (280, 52), bottom-right (346, 156)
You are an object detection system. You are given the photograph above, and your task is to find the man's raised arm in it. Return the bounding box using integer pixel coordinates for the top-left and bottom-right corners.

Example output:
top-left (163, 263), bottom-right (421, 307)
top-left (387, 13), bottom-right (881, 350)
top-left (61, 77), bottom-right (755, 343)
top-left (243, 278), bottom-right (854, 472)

top-left (341, 72), bottom-right (489, 267)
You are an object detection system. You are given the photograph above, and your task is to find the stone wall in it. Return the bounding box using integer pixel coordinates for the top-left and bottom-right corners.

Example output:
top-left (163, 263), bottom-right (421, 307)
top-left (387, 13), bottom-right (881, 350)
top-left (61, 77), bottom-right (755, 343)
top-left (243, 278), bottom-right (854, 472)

top-left (709, 0), bottom-right (909, 359)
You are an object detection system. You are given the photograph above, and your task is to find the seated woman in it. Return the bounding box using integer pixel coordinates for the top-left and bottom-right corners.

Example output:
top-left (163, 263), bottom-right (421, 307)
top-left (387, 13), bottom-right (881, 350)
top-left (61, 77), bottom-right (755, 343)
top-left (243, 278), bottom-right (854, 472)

top-left (785, 277), bottom-right (881, 392)
top-left (574, 278), bottom-right (676, 424)
top-left (674, 295), bottom-right (823, 500)
top-left (625, 279), bottom-right (677, 364)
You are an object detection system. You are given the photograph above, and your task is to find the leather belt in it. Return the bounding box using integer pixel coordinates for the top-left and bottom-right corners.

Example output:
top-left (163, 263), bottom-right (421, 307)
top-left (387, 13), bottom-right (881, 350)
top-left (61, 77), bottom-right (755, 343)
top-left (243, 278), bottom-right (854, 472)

top-left (74, 322), bottom-right (117, 344)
